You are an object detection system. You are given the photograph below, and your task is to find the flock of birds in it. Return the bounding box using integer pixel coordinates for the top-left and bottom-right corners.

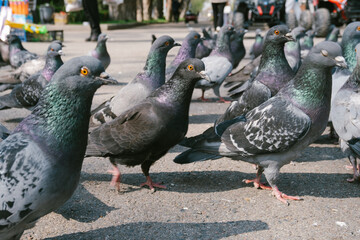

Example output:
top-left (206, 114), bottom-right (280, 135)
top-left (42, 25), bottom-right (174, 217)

top-left (0, 20), bottom-right (359, 239)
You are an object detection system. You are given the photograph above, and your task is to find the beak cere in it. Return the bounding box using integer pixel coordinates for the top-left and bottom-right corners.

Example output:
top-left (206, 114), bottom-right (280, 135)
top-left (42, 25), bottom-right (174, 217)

top-left (96, 72), bottom-right (118, 85)
top-left (199, 70), bottom-right (211, 82)
top-left (335, 56), bottom-right (348, 68)
top-left (285, 33), bottom-right (295, 41)
top-left (174, 42), bottom-right (181, 47)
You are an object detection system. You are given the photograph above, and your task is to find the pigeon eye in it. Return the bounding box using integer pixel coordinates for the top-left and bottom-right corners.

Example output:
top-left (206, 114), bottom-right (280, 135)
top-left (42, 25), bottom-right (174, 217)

top-left (194, 35), bottom-right (198, 39)
top-left (164, 41), bottom-right (170, 46)
top-left (274, 30), bottom-right (280, 35)
top-left (187, 65), bottom-right (194, 71)
top-left (50, 48), bottom-right (54, 51)
top-left (321, 50), bottom-right (328, 57)
top-left (80, 67), bottom-right (89, 76)
top-left (357, 26), bottom-right (360, 31)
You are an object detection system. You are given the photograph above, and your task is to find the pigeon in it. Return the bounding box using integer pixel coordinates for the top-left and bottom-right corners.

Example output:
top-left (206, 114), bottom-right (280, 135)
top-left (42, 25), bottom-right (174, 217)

top-left (0, 46), bottom-right (63, 110)
top-left (86, 58), bottom-right (210, 191)
top-left (331, 43), bottom-right (360, 182)
top-left (181, 25), bottom-right (295, 149)
top-left (195, 25), bottom-right (234, 102)
top-left (230, 28), bottom-right (247, 69)
top-left (151, 34), bottom-right (157, 44)
top-left (89, 33), bottom-right (111, 70)
top-left (0, 56), bottom-right (116, 240)
top-left (0, 40), bottom-right (9, 64)
top-left (249, 29), bottom-right (264, 60)
top-left (165, 31), bottom-right (201, 80)
top-left (9, 40), bottom-right (64, 84)
top-left (326, 25), bottom-right (340, 42)
top-left (90, 35), bottom-right (180, 126)
top-left (285, 26), bottom-right (306, 73)
top-left (175, 41), bottom-right (347, 205)
top-left (7, 34), bottom-right (38, 68)
top-left (228, 25), bottom-right (295, 100)
top-left (195, 27), bottom-right (216, 59)
top-left (0, 123), bottom-right (10, 140)
top-left (300, 30), bottom-right (315, 59)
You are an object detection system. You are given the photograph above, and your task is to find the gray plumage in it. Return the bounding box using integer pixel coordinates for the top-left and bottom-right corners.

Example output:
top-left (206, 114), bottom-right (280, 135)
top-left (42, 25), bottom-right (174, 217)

top-left (300, 30), bottom-right (315, 59)
top-left (195, 27), bottom-right (216, 59)
top-left (7, 35), bottom-right (38, 68)
top-left (165, 31), bottom-right (201, 81)
top-left (86, 58), bottom-right (209, 191)
top-left (90, 35), bottom-right (179, 126)
top-left (326, 25), bottom-right (340, 42)
top-left (175, 41), bottom-right (346, 205)
top-left (195, 25), bottom-right (234, 102)
top-left (230, 28), bottom-right (247, 69)
top-left (249, 29), bottom-right (263, 60)
top-left (0, 56), bottom-right (116, 240)
top-left (89, 33), bottom-right (111, 70)
top-left (285, 26), bottom-right (306, 73)
top-left (331, 43), bottom-right (360, 182)
top-left (0, 46), bottom-right (63, 110)
top-left (0, 123), bottom-right (10, 140)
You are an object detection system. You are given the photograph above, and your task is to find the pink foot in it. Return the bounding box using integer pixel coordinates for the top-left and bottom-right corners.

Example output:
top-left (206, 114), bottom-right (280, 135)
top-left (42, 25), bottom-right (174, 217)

top-left (217, 97), bottom-right (231, 103)
top-left (140, 176), bottom-right (166, 191)
top-left (198, 96), bottom-right (210, 102)
top-left (107, 166), bottom-right (121, 191)
top-left (272, 186), bottom-right (303, 205)
top-left (243, 178), bottom-right (272, 190)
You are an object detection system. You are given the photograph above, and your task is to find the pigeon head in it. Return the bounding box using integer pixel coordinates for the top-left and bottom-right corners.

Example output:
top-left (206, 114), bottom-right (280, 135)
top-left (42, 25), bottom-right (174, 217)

top-left (97, 33), bottom-right (109, 43)
top-left (151, 35), bottom-right (180, 53)
top-left (290, 26), bottom-right (306, 40)
top-left (184, 31), bottom-right (201, 48)
top-left (47, 41), bottom-right (63, 55)
top-left (266, 25), bottom-right (294, 44)
top-left (307, 41), bottom-right (346, 69)
top-left (51, 56), bottom-right (117, 90)
top-left (255, 28), bottom-right (262, 36)
top-left (341, 21), bottom-right (360, 71)
top-left (218, 25), bottom-right (235, 39)
top-left (174, 58), bottom-right (209, 83)
top-left (6, 34), bottom-right (24, 49)
top-left (231, 28), bottom-right (247, 42)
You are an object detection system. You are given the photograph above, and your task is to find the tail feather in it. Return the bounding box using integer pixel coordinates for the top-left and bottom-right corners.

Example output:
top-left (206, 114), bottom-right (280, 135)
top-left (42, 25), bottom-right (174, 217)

top-left (174, 149), bottom-right (221, 164)
top-left (0, 92), bottom-right (21, 110)
top-left (348, 138), bottom-right (360, 157)
top-left (179, 127), bottom-right (220, 148)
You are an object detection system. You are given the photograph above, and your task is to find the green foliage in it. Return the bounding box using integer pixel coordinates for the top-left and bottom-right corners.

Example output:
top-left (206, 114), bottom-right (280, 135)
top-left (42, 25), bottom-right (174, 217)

top-left (189, 0), bottom-right (205, 13)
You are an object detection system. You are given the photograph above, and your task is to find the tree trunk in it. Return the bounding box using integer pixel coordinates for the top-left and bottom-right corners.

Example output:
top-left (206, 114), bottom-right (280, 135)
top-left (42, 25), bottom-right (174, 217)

top-left (142, 0), bottom-right (153, 21)
top-left (136, 0), bottom-right (143, 22)
top-left (180, 0), bottom-right (190, 19)
top-left (154, 0), bottom-right (164, 19)
top-left (166, 0), bottom-right (172, 21)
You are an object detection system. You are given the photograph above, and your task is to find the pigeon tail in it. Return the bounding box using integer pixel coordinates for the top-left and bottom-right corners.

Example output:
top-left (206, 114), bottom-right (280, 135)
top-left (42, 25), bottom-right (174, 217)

top-left (348, 138), bottom-right (360, 157)
top-left (173, 148), bottom-right (221, 164)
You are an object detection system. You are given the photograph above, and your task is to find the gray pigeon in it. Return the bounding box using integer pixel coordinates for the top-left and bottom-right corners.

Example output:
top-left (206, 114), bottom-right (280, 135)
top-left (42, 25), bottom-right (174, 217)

top-left (86, 58), bottom-right (210, 191)
top-left (0, 46), bottom-right (63, 110)
top-left (90, 35), bottom-right (180, 126)
top-left (285, 26), bottom-right (306, 73)
top-left (326, 25), bottom-right (340, 42)
top-left (0, 122), bottom-right (10, 140)
top-left (195, 27), bottom-right (216, 59)
top-left (165, 31), bottom-right (201, 81)
top-left (230, 28), bottom-right (247, 69)
top-left (300, 30), bottom-right (315, 59)
top-left (7, 34), bottom-right (38, 68)
top-left (175, 41), bottom-right (346, 205)
top-left (195, 25), bottom-right (234, 102)
top-left (331, 43), bottom-right (360, 182)
top-left (249, 29), bottom-right (263, 60)
top-left (89, 33), bottom-right (111, 70)
top-left (0, 56), bottom-right (116, 240)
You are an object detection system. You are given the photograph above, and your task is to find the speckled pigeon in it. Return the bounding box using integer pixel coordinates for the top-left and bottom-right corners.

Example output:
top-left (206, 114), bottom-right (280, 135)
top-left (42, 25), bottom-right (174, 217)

top-left (249, 29), bottom-right (263, 60)
top-left (7, 34), bottom-right (38, 68)
top-left (195, 25), bottom-right (234, 102)
top-left (0, 46), bottom-right (63, 110)
top-left (86, 58), bottom-right (210, 191)
top-left (175, 41), bottom-right (346, 205)
top-left (0, 56), bottom-right (116, 240)
top-left (331, 43), bottom-right (360, 182)
top-left (90, 35), bottom-right (180, 126)
top-left (165, 31), bottom-right (201, 81)
top-left (89, 33), bottom-right (111, 70)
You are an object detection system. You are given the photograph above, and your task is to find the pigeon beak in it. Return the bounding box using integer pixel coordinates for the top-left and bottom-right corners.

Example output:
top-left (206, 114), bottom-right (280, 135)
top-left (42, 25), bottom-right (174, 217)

top-left (174, 42), bottom-right (181, 47)
top-left (335, 56), bottom-right (347, 68)
top-left (285, 32), bottom-right (295, 41)
top-left (96, 72), bottom-right (118, 85)
top-left (199, 70), bottom-right (211, 82)
top-left (57, 50), bottom-right (63, 55)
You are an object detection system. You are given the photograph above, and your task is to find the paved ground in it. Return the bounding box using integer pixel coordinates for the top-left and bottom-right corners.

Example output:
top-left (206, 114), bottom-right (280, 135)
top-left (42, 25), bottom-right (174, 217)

top-left (1, 21), bottom-right (360, 240)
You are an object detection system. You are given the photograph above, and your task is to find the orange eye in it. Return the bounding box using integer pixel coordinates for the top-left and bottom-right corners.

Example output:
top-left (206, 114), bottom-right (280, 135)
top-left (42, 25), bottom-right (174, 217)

top-left (274, 30), bottom-right (280, 35)
top-left (50, 48), bottom-right (54, 51)
top-left (187, 65), bottom-right (194, 71)
top-left (357, 26), bottom-right (360, 31)
top-left (194, 35), bottom-right (198, 39)
top-left (356, 48), bottom-right (357, 52)
top-left (165, 41), bottom-right (170, 46)
top-left (80, 67), bottom-right (89, 76)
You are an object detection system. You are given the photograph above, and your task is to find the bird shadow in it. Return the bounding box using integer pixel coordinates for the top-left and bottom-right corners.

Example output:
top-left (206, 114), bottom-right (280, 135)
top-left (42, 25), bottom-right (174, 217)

top-left (4, 118), bottom-right (23, 123)
top-left (191, 97), bottom-right (232, 103)
top-left (44, 220), bottom-right (269, 240)
top-left (55, 184), bottom-right (117, 223)
top-left (295, 146), bottom-right (344, 163)
top-left (189, 114), bottom-right (221, 124)
top-left (80, 170), bottom-right (360, 198)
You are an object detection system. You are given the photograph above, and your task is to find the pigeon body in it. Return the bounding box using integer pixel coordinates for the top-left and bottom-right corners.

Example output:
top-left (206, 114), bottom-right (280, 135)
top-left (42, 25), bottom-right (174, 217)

top-left (331, 43), bottom-right (360, 182)
top-left (89, 33), bottom-right (111, 70)
top-left (7, 35), bottom-right (38, 68)
top-left (0, 56), bottom-right (115, 240)
top-left (195, 28), bottom-right (215, 59)
top-left (195, 25), bottom-right (234, 102)
top-left (326, 25), bottom-right (340, 42)
top-left (285, 26), bottom-right (305, 73)
top-left (230, 28), bottom-right (247, 69)
top-left (86, 58), bottom-right (209, 191)
top-left (90, 35), bottom-right (179, 126)
top-left (165, 31), bottom-right (201, 81)
top-left (249, 29), bottom-right (263, 60)
top-left (0, 47), bottom-right (63, 110)
top-left (176, 41), bottom-right (346, 204)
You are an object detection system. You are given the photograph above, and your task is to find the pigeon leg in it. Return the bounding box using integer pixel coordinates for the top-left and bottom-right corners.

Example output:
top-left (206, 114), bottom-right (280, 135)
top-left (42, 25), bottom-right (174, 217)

top-left (213, 86), bottom-right (231, 103)
top-left (198, 89), bottom-right (210, 102)
top-left (140, 161), bottom-right (166, 190)
top-left (243, 166), bottom-right (271, 190)
top-left (107, 165), bottom-right (121, 191)
top-left (217, 97), bottom-right (231, 103)
top-left (346, 155), bottom-right (360, 183)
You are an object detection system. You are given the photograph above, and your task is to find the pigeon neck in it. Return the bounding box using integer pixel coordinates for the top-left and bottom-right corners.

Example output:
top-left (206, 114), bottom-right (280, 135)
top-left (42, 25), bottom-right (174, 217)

top-left (96, 41), bottom-right (107, 54)
top-left (41, 55), bottom-right (63, 82)
top-left (172, 41), bottom-right (195, 65)
top-left (344, 64), bottom-right (360, 89)
top-left (212, 33), bottom-right (232, 62)
top-left (259, 42), bottom-right (290, 71)
top-left (303, 36), bottom-right (313, 49)
top-left (144, 50), bottom-right (165, 87)
top-left (10, 42), bottom-right (25, 51)
top-left (285, 62), bottom-right (333, 108)
top-left (343, 41), bottom-right (358, 71)
top-left (255, 35), bottom-right (263, 43)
